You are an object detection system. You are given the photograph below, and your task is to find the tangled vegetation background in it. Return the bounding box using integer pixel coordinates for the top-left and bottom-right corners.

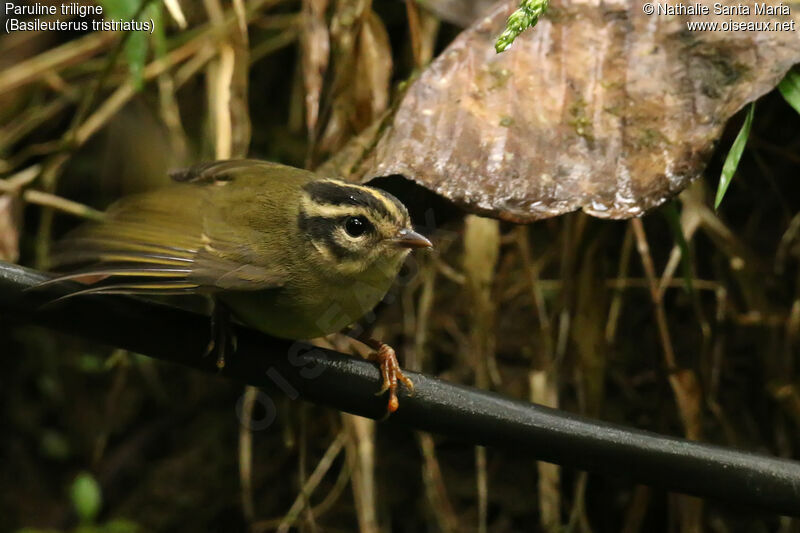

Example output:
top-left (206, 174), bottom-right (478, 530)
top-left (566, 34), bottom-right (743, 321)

top-left (2, 0), bottom-right (800, 531)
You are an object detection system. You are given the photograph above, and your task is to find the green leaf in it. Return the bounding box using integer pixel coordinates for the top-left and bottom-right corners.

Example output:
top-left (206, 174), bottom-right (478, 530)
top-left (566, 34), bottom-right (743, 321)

top-left (70, 472), bottom-right (102, 523)
top-left (40, 429), bottom-right (71, 460)
top-left (77, 353), bottom-right (106, 373)
top-left (714, 103), bottom-right (754, 210)
top-left (150, 2), bottom-right (166, 59)
top-left (99, 0), bottom-right (149, 89)
top-left (778, 69), bottom-right (800, 115)
top-left (495, 0), bottom-right (550, 53)
top-left (126, 33), bottom-right (148, 90)
top-left (662, 201), bottom-right (693, 294)
top-left (99, 0), bottom-right (140, 24)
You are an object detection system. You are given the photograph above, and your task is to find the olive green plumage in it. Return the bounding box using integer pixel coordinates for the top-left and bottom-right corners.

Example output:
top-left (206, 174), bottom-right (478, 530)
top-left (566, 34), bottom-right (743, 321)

top-left (52, 159), bottom-right (431, 340)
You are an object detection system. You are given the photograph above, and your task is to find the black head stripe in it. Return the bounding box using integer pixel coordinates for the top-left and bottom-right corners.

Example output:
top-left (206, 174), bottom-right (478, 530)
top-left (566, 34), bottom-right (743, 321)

top-left (303, 181), bottom-right (406, 224)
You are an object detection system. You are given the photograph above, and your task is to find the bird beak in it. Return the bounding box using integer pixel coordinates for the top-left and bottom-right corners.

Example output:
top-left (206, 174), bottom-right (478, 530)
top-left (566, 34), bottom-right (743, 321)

top-left (393, 228), bottom-right (433, 249)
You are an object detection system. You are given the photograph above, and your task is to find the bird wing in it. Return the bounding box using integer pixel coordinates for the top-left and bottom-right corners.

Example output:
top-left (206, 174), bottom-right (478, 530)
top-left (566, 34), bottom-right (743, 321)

top-left (48, 160), bottom-right (299, 296)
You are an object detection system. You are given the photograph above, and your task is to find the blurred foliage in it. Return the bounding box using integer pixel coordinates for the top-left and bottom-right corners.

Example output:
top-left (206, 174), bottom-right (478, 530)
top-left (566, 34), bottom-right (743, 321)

top-left (70, 472), bottom-right (102, 523)
top-left (16, 473), bottom-right (142, 532)
top-left (780, 68), bottom-right (800, 115)
top-left (1, 1), bottom-right (800, 532)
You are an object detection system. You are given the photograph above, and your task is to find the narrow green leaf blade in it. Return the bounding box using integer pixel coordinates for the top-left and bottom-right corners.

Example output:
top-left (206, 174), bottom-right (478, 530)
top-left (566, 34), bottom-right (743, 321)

top-left (99, 0), bottom-right (148, 90)
top-left (778, 69), bottom-right (800, 115)
top-left (126, 32), bottom-right (148, 90)
top-left (99, 0), bottom-right (136, 17)
top-left (714, 103), bottom-right (754, 210)
top-left (150, 2), bottom-right (167, 59)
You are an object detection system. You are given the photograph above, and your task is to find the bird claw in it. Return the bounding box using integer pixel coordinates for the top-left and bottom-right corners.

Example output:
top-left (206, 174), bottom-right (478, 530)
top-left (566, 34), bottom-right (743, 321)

top-left (367, 342), bottom-right (414, 414)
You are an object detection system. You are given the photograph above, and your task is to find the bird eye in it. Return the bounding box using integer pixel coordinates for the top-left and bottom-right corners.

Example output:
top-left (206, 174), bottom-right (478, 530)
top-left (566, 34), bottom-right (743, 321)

top-left (344, 215), bottom-right (369, 237)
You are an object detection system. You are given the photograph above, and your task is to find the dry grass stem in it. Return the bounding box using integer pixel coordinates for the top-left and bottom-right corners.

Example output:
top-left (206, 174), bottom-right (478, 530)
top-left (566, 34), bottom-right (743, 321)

top-left (631, 217), bottom-right (704, 531)
top-left (531, 370), bottom-right (561, 531)
top-left (238, 386), bottom-right (259, 524)
top-left (0, 31), bottom-right (115, 94)
top-left (606, 225), bottom-right (633, 342)
top-left (164, 0), bottom-right (188, 29)
top-left (22, 190), bottom-right (104, 221)
top-left (276, 432), bottom-right (346, 533)
top-left (418, 434), bottom-right (461, 533)
top-left (343, 414), bottom-right (379, 533)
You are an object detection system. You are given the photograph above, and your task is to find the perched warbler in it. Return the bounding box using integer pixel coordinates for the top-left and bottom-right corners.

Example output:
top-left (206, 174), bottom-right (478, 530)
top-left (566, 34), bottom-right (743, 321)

top-left (51, 159), bottom-right (432, 412)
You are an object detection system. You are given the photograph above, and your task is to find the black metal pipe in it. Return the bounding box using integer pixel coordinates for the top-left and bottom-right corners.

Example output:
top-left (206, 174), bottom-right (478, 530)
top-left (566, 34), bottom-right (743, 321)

top-left (1, 260), bottom-right (799, 516)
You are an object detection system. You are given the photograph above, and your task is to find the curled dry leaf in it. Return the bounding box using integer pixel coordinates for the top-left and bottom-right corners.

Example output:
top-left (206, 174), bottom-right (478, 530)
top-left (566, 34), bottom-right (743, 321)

top-left (354, 10), bottom-right (392, 119)
top-left (301, 0), bottom-right (331, 135)
top-left (344, 0), bottom-right (800, 221)
top-left (317, 1), bottom-right (392, 157)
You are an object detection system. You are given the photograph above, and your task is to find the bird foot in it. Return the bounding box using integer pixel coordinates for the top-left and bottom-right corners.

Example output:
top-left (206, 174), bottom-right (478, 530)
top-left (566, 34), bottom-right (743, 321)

top-left (366, 341), bottom-right (414, 414)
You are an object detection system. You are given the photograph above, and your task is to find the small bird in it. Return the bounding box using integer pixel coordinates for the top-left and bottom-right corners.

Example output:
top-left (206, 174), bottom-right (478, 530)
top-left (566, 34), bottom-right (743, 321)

top-left (50, 159), bottom-right (432, 412)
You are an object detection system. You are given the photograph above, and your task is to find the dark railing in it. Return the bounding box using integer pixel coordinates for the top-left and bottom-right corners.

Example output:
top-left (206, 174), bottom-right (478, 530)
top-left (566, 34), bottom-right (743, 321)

top-left (1, 260), bottom-right (799, 517)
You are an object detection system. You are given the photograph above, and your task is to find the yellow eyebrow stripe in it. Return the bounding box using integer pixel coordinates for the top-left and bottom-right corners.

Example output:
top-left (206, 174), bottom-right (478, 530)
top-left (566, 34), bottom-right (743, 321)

top-left (299, 193), bottom-right (373, 219)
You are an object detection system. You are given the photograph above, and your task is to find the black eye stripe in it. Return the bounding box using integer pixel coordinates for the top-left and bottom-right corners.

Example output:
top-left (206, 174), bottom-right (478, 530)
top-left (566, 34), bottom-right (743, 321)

top-left (298, 213), bottom-right (363, 260)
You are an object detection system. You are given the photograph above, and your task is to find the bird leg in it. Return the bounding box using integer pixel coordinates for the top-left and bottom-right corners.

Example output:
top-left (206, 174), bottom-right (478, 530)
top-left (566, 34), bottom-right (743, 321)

top-left (204, 300), bottom-right (237, 369)
top-left (363, 339), bottom-right (414, 414)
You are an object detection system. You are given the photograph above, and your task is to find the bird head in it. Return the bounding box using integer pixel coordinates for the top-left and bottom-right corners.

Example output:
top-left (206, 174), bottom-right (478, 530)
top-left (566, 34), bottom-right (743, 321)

top-left (298, 179), bottom-right (432, 277)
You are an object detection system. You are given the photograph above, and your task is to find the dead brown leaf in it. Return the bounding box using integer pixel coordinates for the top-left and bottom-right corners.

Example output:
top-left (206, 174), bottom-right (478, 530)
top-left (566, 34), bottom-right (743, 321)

top-left (354, 10), bottom-right (392, 121)
top-left (301, 0), bottom-right (331, 135)
top-left (317, 0), bottom-right (392, 158)
top-left (344, 0), bottom-right (800, 221)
